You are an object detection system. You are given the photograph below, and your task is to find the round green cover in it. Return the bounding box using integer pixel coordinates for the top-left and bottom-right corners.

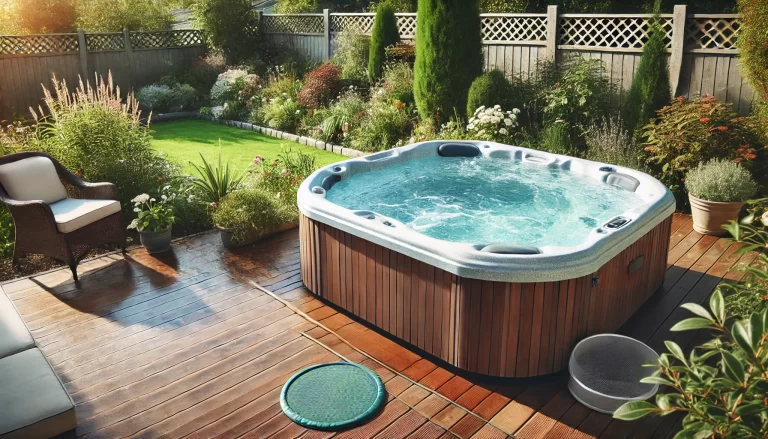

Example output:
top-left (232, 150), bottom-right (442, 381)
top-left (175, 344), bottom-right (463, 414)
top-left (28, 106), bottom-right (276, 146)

top-left (281, 362), bottom-right (385, 430)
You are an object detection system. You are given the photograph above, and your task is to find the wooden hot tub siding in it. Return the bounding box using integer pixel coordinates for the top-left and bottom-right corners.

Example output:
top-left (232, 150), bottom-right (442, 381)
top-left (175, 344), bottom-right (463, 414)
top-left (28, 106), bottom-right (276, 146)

top-left (299, 214), bottom-right (672, 378)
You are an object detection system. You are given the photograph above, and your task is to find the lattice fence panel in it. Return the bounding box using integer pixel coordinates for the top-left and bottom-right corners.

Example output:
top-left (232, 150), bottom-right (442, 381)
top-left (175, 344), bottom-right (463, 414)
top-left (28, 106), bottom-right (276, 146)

top-left (263, 15), bottom-right (324, 34)
top-left (685, 17), bottom-right (740, 50)
top-left (86, 33), bottom-right (125, 51)
top-left (130, 30), bottom-right (204, 49)
top-left (330, 14), bottom-right (374, 34)
top-left (0, 34), bottom-right (79, 55)
top-left (559, 16), bottom-right (673, 49)
top-left (482, 15), bottom-right (547, 42)
top-left (396, 14), bottom-right (417, 38)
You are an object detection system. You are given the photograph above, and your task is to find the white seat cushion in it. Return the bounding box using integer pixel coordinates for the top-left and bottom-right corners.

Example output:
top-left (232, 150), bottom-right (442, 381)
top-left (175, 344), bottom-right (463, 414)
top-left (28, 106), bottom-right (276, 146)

top-left (49, 198), bottom-right (121, 234)
top-left (0, 157), bottom-right (68, 204)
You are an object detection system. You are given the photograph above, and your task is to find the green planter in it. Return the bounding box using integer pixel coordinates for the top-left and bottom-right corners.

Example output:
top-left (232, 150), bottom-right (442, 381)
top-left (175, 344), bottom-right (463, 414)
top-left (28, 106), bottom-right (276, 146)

top-left (139, 226), bottom-right (172, 253)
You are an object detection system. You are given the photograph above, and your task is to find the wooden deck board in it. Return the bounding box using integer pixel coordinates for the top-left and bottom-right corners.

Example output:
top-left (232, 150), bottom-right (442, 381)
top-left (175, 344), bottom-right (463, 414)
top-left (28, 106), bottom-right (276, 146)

top-left (3, 214), bottom-right (748, 438)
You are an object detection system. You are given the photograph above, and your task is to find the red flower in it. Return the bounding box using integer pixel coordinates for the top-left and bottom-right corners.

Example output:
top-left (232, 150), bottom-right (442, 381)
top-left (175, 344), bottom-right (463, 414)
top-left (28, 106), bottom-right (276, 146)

top-left (209, 202), bottom-right (217, 210)
top-left (716, 126), bottom-right (728, 131)
top-left (699, 117), bottom-right (712, 123)
top-left (676, 96), bottom-right (685, 103)
top-left (157, 177), bottom-right (164, 183)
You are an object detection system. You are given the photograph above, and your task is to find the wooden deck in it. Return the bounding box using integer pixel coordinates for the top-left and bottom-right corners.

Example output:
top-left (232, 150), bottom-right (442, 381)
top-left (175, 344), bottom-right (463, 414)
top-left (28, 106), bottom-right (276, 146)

top-left (3, 212), bottom-right (758, 439)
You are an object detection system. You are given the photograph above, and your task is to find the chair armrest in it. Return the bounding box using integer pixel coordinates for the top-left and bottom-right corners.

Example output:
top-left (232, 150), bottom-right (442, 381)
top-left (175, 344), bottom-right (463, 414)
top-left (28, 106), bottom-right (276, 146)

top-left (69, 181), bottom-right (121, 202)
top-left (2, 199), bottom-right (59, 236)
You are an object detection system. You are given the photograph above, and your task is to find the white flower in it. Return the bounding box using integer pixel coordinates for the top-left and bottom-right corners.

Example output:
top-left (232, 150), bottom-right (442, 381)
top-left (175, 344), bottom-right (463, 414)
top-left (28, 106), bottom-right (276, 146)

top-left (504, 119), bottom-right (513, 126)
top-left (499, 128), bottom-right (508, 135)
top-left (161, 195), bottom-right (168, 200)
top-left (150, 198), bottom-right (156, 202)
top-left (467, 123), bottom-right (475, 130)
top-left (494, 105), bottom-right (501, 110)
top-left (477, 105), bottom-right (486, 112)
top-left (127, 218), bottom-right (139, 230)
top-left (282, 92), bottom-right (287, 96)
top-left (163, 185), bottom-right (170, 191)
top-left (296, 110), bottom-right (301, 114)
top-left (133, 207), bottom-right (141, 213)
top-left (512, 108), bottom-right (521, 115)
top-left (132, 194), bottom-right (150, 203)
top-left (490, 117), bottom-right (500, 124)
top-left (484, 108), bottom-right (495, 115)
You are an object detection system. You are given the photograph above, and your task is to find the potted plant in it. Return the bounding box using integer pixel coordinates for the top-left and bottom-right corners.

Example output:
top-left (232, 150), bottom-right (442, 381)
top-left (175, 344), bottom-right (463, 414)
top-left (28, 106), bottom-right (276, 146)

top-left (211, 187), bottom-right (298, 249)
top-left (128, 192), bottom-right (176, 253)
top-left (684, 159), bottom-right (758, 236)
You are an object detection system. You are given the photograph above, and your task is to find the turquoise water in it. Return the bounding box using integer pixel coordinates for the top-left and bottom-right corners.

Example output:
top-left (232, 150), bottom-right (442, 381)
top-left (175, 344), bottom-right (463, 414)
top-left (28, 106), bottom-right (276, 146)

top-left (326, 156), bottom-right (644, 247)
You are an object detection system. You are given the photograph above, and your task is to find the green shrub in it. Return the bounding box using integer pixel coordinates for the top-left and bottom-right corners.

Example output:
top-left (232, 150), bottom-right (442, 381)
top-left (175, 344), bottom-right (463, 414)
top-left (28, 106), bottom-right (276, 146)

top-left (368, 1), bottom-right (400, 82)
top-left (382, 62), bottom-right (414, 104)
top-left (0, 207), bottom-right (15, 259)
top-left (585, 116), bottom-right (644, 169)
top-left (168, 177), bottom-right (212, 237)
top-left (538, 122), bottom-right (574, 155)
top-left (193, 0), bottom-right (260, 64)
top-left (614, 290), bottom-right (768, 439)
top-left (262, 74), bottom-right (303, 100)
top-left (319, 91), bottom-right (367, 143)
top-left (76, 0), bottom-right (173, 31)
top-left (479, 0), bottom-right (527, 12)
top-left (622, 13), bottom-right (671, 136)
top-left (737, 0), bottom-right (768, 103)
top-left (136, 83), bottom-right (199, 113)
top-left (722, 200), bottom-right (768, 318)
top-left (538, 57), bottom-right (613, 128)
top-left (274, 0), bottom-right (328, 13)
top-left (684, 159), bottom-right (758, 202)
top-left (414, 0), bottom-right (484, 120)
top-left (32, 74), bottom-right (176, 215)
top-left (466, 70), bottom-right (516, 119)
top-left (298, 63), bottom-right (343, 109)
top-left (253, 148), bottom-right (318, 205)
top-left (642, 96), bottom-right (764, 192)
top-left (350, 99), bottom-right (410, 151)
top-left (264, 95), bottom-right (304, 132)
top-left (332, 29), bottom-right (370, 82)
top-left (189, 151), bottom-right (246, 203)
top-left (211, 188), bottom-right (297, 244)
top-left (369, 0), bottom-right (417, 11)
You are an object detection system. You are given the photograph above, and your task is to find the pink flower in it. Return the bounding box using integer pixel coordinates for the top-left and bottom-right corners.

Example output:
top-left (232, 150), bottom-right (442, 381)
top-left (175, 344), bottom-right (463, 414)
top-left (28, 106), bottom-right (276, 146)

top-left (253, 156), bottom-right (263, 164)
top-left (209, 202), bottom-right (218, 210)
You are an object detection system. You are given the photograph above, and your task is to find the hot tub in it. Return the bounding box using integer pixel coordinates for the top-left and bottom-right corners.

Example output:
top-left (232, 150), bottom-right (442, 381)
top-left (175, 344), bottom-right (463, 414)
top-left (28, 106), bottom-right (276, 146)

top-left (298, 141), bottom-right (675, 378)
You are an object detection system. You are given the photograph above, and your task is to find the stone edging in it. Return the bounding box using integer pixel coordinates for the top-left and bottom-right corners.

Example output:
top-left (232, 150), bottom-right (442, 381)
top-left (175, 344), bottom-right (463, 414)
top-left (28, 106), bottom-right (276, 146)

top-left (204, 116), bottom-right (368, 159)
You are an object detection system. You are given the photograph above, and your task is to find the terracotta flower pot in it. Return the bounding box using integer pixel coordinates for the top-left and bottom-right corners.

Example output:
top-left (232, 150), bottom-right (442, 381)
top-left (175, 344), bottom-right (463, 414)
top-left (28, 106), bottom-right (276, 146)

top-left (139, 226), bottom-right (173, 253)
top-left (689, 194), bottom-right (743, 236)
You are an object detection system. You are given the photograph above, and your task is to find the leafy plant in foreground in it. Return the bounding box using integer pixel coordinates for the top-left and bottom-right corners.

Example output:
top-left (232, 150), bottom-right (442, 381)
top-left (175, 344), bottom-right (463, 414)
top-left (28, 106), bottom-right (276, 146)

top-left (368, 0), bottom-right (400, 82)
top-left (613, 290), bottom-right (768, 438)
top-left (189, 150), bottom-right (246, 204)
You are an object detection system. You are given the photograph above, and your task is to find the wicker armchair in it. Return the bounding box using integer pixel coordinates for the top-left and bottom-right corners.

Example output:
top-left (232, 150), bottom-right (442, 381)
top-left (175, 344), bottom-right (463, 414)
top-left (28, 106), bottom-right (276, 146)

top-left (0, 152), bottom-right (126, 281)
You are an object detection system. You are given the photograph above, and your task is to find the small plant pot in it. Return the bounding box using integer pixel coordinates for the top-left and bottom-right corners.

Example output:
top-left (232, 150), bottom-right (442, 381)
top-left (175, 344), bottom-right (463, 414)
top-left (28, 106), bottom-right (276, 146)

top-left (139, 227), bottom-right (173, 253)
top-left (689, 195), bottom-right (743, 236)
top-left (217, 223), bottom-right (298, 249)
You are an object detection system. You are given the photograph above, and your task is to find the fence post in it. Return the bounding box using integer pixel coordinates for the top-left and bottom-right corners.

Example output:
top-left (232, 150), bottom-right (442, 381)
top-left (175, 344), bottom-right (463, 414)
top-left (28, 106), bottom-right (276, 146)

top-left (123, 29), bottom-right (136, 90)
top-left (545, 5), bottom-right (558, 62)
top-left (77, 29), bottom-right (89, 80)
top-left (257, 10), bottom-right (264, 35)
top-left (669, 4), bottom-right (687, 96)
top-left (323, 9), bottom-right (331, 61)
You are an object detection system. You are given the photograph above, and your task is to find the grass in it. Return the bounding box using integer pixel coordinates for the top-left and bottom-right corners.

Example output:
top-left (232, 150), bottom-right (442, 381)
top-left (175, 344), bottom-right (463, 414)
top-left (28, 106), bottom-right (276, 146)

top-left (150, 119), bottom-right (344, 174)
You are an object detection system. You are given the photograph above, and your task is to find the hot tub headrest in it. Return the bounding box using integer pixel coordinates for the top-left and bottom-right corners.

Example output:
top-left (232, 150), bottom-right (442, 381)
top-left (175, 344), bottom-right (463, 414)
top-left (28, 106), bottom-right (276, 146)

top-left (479, 244), bottom-right (541, 255)
top-left (438, 143), bottom-right (481, 158)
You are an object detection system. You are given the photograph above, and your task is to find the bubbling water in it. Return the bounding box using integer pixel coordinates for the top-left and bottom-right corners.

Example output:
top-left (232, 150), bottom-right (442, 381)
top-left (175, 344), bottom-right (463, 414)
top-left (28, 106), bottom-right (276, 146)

top-left (326, 156), bottom-right (644, 248)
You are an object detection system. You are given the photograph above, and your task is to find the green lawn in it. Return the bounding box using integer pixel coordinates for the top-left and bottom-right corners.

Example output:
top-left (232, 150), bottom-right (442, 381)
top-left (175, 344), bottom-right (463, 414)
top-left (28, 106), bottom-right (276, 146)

top-left (150, 120), bottom-right (344, 174)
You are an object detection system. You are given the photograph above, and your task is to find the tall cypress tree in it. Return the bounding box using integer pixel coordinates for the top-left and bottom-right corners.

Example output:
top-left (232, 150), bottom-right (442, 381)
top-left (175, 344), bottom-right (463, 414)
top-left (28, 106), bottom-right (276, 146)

top-left (414, 0), bottom-right (483, 120)
top-left (622, 3), bottom-right (671, 136)
top-left (368, 1), bottom-right (400, 82)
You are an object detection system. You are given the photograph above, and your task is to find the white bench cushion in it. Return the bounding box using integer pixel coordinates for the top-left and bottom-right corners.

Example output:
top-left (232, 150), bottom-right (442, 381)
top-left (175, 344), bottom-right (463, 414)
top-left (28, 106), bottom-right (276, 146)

top-left (49, 198), bottom-right (121, 234)
top-left (0, 157), bottom-right (68, 204)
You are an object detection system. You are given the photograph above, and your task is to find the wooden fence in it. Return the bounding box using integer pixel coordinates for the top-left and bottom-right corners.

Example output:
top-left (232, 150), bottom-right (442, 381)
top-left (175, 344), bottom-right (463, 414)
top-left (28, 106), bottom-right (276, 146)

top-left (0, 30), bottom-right (205, 122)
top-left (261, 6), bottom-right (754, 114)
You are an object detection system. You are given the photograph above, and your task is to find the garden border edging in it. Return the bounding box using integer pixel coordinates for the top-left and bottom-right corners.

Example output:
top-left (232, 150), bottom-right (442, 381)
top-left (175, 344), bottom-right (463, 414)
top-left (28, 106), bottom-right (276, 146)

top-left (199, 115), bottom-right (368, 159)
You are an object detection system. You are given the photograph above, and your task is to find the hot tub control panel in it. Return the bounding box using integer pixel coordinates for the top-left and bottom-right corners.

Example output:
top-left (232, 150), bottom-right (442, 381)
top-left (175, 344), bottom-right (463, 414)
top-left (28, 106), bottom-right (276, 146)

top-left (605, 216), bottom-right (632, 229)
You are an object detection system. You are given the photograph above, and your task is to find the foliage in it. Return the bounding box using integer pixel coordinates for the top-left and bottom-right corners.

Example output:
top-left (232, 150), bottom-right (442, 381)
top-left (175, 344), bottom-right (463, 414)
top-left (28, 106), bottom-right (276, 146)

top-left (136, 83), bottom-right (198, 113)
top-left (613, 289), bottom-right (768, 439)
top-left (332, 29), bottom-right (371, 82)
top-left (76, 0), bottom-right (174, 31)
top-left (722, 199), bottom-right (768, 318)
top-left (127, 191), bottom-right (176, 233)
top-left (167, 176), bottom-right (212, 237)
top-left (466, 105), bottom-right (520, 143)
top-left (382, 62), bottom-right (414, 104)
top-left (319, 91), bottom-right (367, 143)
top-left (385, 43), bottom-right (416, 64)
top-left (252, 148), bottom-right (318, 205)
top-left (737, 0), bottom-right (768, 102)
top-left (210, 187), bottom-right (297, 243)
top-left (641, 96), bottom-right (765, 192)
top-left (275, 0), bottom-right (329, 12)
top-left (210, 70), bottom-right (261, 106)
top-left (623, 13), bottom-right (671, 137)
top-left (480, 0), bottom-right (528, 12)
top-left (262, 74), bottom-right (304, 100)
top-left (685, 160), bottom-right (758, 203)
top-left (585, 116), bottom-right (644, 170)
top-left (350, 99), bottom-right (410, 152)
top-left (264, 95), bottom-right (304, 132)
top-left (538, 121), bottom-right (574, 155)
top-left (0, 207), bottom-right (14, 259)
top-left (466, 70), bottom-right (517, 119)
top-left (32, 73), bottom-right (176, 214)
top-left (368, 1), bottom-right (400, 82)
top-left (175, 53), bottom-right (228, 101)
top-left (298, 64), bottom-right (344, 109)
top-left (369, 0), bottom-right (417, 11)
top-left (414, 0), bottom-right (484, 120)
top-left (0, 0), bottom-right (76, 34)
top-left (193, 0), bottom-right (260, 64)
top-left (189, 151), bottom-right (246, 203)
top-left (538, 57), bottom-right (613, 128)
